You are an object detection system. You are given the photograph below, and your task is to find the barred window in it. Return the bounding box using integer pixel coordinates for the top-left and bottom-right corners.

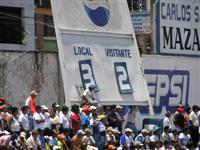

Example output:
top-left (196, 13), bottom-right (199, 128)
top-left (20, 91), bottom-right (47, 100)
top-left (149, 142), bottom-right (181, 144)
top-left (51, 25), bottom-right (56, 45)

top-left (127, 0), bottom-right (147, 11)
top-left (43, 15), bottom-right (55, 37)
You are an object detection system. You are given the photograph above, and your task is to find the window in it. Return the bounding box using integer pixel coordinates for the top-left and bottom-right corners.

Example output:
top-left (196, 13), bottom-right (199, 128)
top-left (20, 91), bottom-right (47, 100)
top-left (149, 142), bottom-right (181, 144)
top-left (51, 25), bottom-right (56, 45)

top-left (0, 6), bottom-right (24, 44)
top-left (43, 15), bottom-right (55, 37)
top-left (127, 0), bottom-right (147, 11)
top-left (35, 0), bottom-right (51, 8)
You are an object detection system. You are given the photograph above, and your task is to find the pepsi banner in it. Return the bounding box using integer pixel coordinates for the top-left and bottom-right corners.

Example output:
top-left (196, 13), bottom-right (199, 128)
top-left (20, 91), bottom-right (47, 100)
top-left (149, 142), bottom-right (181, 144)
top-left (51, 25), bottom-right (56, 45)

top-left (134, 55), bottom-right (200, 127)
top-left (156, 0), bottom-right (200, 57)
top-left (51, 0), bottom-right (151, 107)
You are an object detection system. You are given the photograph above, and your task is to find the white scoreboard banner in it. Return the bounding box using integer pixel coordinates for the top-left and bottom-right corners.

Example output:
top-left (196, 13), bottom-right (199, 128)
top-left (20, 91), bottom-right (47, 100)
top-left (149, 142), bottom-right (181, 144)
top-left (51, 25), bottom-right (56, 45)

top-left (51, 0), bottom-right (151, 106)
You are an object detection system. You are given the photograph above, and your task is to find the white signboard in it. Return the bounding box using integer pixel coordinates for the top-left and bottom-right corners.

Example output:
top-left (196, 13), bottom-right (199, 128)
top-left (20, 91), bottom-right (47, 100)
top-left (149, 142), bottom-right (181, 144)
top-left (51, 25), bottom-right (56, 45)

top-left (51, 0), bottom-right (151, 106)
top-left (156, 0), bottom-right (200, 57)
top-left (131, 11), bottom-right (151, 34)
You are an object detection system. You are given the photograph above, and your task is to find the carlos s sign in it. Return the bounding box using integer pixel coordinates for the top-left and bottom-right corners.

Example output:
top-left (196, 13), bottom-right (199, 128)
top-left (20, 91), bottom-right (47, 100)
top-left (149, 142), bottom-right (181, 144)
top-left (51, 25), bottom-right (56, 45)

top-left (157, 0), bottom-right (200, 57)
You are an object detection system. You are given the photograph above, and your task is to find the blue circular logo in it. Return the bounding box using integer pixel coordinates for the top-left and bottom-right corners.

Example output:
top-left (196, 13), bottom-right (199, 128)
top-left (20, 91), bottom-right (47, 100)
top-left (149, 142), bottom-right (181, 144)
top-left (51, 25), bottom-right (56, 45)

top-left (83, 0), bottom-right (110, 27)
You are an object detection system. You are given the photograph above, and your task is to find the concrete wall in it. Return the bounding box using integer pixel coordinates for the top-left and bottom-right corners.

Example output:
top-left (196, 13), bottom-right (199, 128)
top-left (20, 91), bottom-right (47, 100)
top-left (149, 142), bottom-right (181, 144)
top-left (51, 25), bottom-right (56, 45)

top-left (0, 51), bottom-right (64, 107)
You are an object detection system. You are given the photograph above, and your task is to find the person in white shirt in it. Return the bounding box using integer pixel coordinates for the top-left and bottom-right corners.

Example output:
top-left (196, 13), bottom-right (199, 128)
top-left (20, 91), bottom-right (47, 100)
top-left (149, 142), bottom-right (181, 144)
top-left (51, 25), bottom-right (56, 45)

top-left (26, 130), bottom-right (41, 150)
top-left (189, 105), bottom-right (199, 148)
top-left (41, 105), bottom-right (52, 136)
top-left (59, 106), bottom-right (71, 130)
top-left (82, 85), bottom-right (96, 105)
top-left (125, 106), bottom-right (138, 135)
top-left (178, 128), bottom-right (191, 147)
top-left (118, 128), bottom-right (134, 150)
top-left (18, 105), bottom-right (30, 132)
top-left (33, 105), bottom-right (45, 130)
top-left (135, 129), bottom-right (149, 143)
top-left (150, 126), bottom-right (160, 143)
top-left (163, 111), bottom-right (172, 130)
top-left (106, 127), bottom-right (116, 146)
top-left (7, 107), bottom-right (21, 135)
top-left (82, 128), bottom-right (96, 146)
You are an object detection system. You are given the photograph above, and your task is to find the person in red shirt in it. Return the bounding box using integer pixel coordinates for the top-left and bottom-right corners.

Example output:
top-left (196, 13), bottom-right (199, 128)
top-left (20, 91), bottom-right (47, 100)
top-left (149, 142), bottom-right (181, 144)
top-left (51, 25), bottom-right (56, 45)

top-left (71, 104), bottom-right (81, 134)
top-left (25, 90), bottom-right (38, 115)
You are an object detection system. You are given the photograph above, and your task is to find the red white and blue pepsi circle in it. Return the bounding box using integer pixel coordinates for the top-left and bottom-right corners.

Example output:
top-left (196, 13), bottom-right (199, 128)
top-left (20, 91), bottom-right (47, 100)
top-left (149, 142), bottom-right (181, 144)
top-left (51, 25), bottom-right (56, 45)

top-left (83, 0), bottom-right (110, 27)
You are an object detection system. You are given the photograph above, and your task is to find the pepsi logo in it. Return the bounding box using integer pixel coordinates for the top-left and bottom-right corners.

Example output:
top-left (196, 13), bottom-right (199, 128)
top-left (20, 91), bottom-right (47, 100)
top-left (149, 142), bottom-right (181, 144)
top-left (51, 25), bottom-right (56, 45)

top-left (83, 0), bottom-right (110, 27)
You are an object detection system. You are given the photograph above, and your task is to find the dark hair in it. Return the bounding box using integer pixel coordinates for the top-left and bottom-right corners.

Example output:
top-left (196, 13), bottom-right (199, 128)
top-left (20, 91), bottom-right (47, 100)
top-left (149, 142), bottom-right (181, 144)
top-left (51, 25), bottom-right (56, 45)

top-left (36, 105), bottom-right (41, 110)
top-left (11, 106), bottom-right (18, 114)
top-left (163, 126), bottom-right (169, 131)
top-left (21, 105), bottom-right (28, 111)
top-left (71, 104), bottom-right (79, 112)
top-left (62, 128), bottom-right (70, 133)
top-left (163, 140), bottom-right (170, 145)
top-left (62, 106), bottom-right (69, 112)
top-left (192, 105), bottom-right (199, 111)
top-left (185, 106), bottom-right (191, 112)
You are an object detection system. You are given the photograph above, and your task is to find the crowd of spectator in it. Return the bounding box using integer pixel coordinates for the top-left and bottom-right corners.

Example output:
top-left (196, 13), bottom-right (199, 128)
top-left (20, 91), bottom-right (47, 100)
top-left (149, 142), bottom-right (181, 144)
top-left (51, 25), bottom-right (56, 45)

top-left (0, 88), bottom-right (200, 150)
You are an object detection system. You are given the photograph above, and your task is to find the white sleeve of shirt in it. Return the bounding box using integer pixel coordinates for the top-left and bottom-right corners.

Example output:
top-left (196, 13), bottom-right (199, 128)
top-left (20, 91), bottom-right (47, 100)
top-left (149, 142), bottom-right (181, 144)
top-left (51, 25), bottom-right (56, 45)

top-left (59, 113), bottom-right (63, 124)
top-left (25, 97), bottom-right (30, 106)
top-left (90, 136), bottom-right (95, 144)
top-left (18, 113), bottom-right (24, 123)
top-left (83, 89), bottom-right (88, 96)
top-left (33, 113), bottom-right (40, 121)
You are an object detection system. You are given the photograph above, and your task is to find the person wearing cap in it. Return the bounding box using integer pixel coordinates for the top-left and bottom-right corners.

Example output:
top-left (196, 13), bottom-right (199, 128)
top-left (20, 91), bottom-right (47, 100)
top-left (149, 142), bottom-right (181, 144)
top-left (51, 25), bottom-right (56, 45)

top-left (112, 128), bottom-right (121, 147)
top-left (19, 105), bottom-right (30, 133)
top-left (106, 127), bottom-right (117, 148)
top-left (82, 84), bottom-right (96, 105)
top-left (81, 106), bottom-right (92, 130)
top-left (173, 107), bottom-right (185, 130)
top-left (118, 128), bottom-right (134, 150)
top-left (25, 90), bottom-right (38, 115)
top-left (89, 106), bottom-right (99, 146)
top-left (114, 105), bottom-right (125, 132)
top-left (26, 130), bottom-right (42, 150)
top-left (82, 128), bottom-right (96, 146)
top-left (97, 114), bottom-right (107, 149)
top-left (189, 105), bottom-right (199, 148)
top-left (16, 132), bottom-right (28, 149)
top-left (41, 105), bottom-right (51, 135)
top-left (72, 129), bottom-right (85, 150)
top-left (59, 106), bottom-right (70, 131)
top-left (135, 129), bottom-right (149, 143)
top-left (52, 102), bottom-right (60, 116)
